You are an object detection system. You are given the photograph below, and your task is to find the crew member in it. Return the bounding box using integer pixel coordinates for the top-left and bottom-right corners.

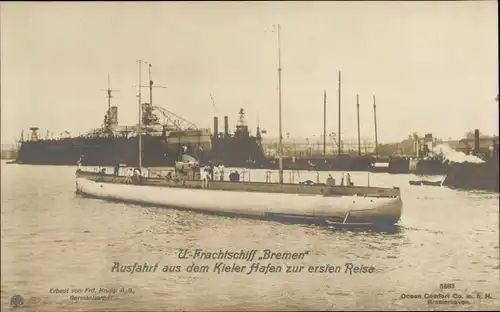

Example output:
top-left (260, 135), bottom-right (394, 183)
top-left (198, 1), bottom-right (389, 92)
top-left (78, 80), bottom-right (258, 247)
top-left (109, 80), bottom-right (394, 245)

top-left (201, 167), bottom-right (210, 187)
top-left (77, 154), bottom-right (85, 170)
top-left (203, 165), bottom-right (210, 181)
top-left (219, 165), bottom-right (225, 181)
top-left (345, 173), bottom-right (351, 186)
top-left (132, 168), bottom-right (142, 184)
top-left (326, 174), bottom-right (335, 186)
top-left (191, 163), bottom-right (198, 181)
top-left (213, 165), bottom-right (220, 181)
top-left (209, 162), bottom-right (215, 181)
top-left (113, 164), bottom-right (120, 176)
top-left (229, 170), bottom-right (240, 182)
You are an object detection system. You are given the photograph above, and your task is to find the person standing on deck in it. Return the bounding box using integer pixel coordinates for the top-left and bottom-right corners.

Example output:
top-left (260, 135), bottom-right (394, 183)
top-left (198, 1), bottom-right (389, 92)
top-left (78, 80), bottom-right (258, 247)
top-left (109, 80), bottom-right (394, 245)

top-left (77, 154), bottom-right (85, 170)
top-left (125, 168), bottom-right (132, 183)
top-left (208, 162), bottom-right (215, 181)
top-left (113, 164), bottom-right (120, 176)
top-left (191, 163), bottom-right (198, 181)
top-left (213, 165), bottom-right (220, 181)
top-left (219, 165), bottom-right (225, 181)
top-left (345, 173), bottom-right (352, 186)
top-left (201, 166), bottom-right (210, 187)
top-left (199, 166), bottom-right (204, 181)
top-left (326, 174), bottom-right (335, 186)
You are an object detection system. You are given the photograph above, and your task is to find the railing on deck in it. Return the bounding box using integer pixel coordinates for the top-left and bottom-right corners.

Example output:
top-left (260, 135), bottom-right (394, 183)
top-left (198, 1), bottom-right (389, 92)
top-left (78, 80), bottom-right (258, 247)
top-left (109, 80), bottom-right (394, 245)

top-left (78, 165), bottom-right (375, 188)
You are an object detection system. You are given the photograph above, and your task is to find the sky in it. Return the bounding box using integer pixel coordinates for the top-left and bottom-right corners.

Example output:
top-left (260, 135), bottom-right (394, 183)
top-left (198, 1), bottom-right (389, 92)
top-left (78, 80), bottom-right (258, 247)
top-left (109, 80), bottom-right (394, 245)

top-left (1, 1), bottom-right (498, 145)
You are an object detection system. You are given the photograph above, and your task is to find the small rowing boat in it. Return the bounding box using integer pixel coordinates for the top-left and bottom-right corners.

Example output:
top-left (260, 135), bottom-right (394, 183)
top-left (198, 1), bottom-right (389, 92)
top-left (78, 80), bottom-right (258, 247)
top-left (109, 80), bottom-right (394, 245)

top-left (409, 180), bottom-right (441, 186)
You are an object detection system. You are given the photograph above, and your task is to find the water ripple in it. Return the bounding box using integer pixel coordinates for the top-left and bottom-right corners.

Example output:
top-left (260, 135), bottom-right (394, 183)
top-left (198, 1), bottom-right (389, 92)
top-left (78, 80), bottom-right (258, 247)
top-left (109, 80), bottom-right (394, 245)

top-left (1, 163), bottom-right (499, 311)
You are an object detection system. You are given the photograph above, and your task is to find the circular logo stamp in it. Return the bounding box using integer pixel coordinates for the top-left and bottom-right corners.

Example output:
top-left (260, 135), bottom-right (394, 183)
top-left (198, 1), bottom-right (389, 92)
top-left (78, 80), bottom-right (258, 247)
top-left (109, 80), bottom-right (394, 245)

top-left (10, 295), bottom-right (24, 307)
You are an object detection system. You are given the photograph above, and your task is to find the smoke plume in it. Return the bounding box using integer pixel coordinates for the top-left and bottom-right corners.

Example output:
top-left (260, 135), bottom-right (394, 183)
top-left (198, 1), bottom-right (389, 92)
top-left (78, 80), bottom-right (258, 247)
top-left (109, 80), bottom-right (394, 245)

top-left (432, 144), bottom-right (485, 164)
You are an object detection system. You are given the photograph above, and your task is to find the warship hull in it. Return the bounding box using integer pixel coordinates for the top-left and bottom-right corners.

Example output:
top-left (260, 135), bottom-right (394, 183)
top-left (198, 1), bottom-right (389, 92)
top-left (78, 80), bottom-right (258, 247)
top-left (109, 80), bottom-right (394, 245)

top-left (16, 136), bottom-right (172, 167)
top-left (15, 106), bottom-right (269, 168)
top-left (15, 134), bottom-right (267, 168)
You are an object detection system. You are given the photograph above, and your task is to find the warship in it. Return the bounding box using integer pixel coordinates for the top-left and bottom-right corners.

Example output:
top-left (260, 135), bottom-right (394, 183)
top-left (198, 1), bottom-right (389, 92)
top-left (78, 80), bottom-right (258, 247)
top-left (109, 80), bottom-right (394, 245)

top-left (14, 65), bottom-right (267, 168)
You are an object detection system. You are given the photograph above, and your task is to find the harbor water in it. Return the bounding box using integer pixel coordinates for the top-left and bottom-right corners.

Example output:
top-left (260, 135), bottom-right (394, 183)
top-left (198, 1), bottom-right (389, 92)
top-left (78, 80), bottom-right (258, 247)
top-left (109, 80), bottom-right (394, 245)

top-left (1, 161), bottom-right (499, 311)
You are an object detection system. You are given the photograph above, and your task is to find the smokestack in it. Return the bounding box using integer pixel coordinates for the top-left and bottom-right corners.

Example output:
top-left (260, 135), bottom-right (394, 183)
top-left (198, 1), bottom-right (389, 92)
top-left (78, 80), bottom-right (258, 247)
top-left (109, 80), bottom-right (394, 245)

top-left (473, 129), bottom-right (480, 155)
top-left (213, 117), bottom-right (219, 138)
top-left (224, 116), bottom-right (229, 137)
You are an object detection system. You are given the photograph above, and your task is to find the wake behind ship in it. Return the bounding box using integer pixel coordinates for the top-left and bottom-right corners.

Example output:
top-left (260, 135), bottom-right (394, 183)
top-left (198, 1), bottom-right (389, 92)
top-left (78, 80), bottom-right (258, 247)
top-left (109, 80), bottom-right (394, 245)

top-left (15, 71), bottom-right (268, 168)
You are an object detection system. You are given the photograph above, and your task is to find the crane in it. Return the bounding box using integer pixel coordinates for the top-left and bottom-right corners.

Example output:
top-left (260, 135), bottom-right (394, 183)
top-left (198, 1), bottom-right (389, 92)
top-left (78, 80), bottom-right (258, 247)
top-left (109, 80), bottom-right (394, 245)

top-left (132, 63), bottom-right (197, 132)
top-left (152, 106), bottom-right (197, 131)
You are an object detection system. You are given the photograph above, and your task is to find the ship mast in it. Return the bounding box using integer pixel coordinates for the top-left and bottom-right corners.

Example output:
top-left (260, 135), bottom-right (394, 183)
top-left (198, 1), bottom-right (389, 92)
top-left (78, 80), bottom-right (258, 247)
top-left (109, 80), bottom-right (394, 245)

top-left (338, 71), bottom-right (342, 155)
top-left (356, 94), bottom-right (361, 156)
top-left (134, 61), bottom-right (167, 168)
top-left (145, 64), bottom-right (167, 107)
top-left (134, 64), bottom-right (167, 125)
top-left (277, 23), bottom-right (284, 184)
top-left (137, 60), bottom-right (145, 168)
top-left (323, 90), bottom-right (327, 155)
top-left (373, 95), bottom-right (379, 158)
top-left (149, 65), bottom-right (153, 106)
top-left (100, 74), bottom-right (119, 129)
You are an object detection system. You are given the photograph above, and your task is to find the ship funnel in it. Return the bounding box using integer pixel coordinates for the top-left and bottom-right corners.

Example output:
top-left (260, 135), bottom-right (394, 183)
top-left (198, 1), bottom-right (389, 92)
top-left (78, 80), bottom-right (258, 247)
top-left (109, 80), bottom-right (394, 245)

top-left (224, 116), bottom-right (229, 137)
top-left (213, 116), bottom-right (219, 138)
top-left (473, 129), bottom-right (480, 155)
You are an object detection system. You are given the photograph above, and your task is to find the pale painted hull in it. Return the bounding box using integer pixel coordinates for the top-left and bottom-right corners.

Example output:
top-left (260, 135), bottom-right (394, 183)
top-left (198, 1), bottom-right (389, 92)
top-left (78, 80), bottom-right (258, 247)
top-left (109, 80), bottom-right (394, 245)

top-left (76, 177), bottom-right (402, 226)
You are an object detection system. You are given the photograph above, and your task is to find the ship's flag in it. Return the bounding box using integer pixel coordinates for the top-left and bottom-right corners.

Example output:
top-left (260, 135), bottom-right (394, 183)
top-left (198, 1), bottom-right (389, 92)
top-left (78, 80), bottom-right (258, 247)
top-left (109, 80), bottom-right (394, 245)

top-left (261, 130), bottom-right (267, 134)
